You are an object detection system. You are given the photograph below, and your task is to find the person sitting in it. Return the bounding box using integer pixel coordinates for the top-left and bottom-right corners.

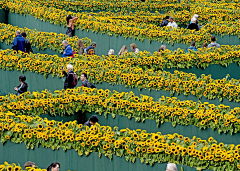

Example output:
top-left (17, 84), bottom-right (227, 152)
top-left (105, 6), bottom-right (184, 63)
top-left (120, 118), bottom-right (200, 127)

top-left (187, 18), bottom-right (200, 31)
top-left (130, 43), bottom-right (139, 53)
top-left (85, 42), bottom-right (97, 55)
top-left (62, 40), bottom-right (73, 57)
top-left (84, 115), bottom-right (99, 127)
top-left (12, 30), bottom-right (25, 52)
top-left (167, 17), bottom-right (178, 29)
top-left (24, 161), bottom-right (35, 169)
top-left (207, 36), bottom-right (220, 49)
top-left (77, 39), bottom-right (85, 55)
top-left (160, 16), bottom-right (169, 27)
top-left (14, 75), bottom-right (28, 96)
top-left (186, 41), bottom-right (197, 52)
top-left (118, 45), bottom-right (128, 55)
top-left (21, 32), bottom-right (33, 53)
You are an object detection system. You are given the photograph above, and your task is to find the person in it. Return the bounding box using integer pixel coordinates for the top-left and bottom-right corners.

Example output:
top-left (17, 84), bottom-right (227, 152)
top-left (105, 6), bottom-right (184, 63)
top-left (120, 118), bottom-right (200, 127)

top-left (130, 43), bottom-right (139, 53)
top-left (207, 36), bottom-right (220, 49)
top-left (24, 161), bottom-right (35, 169)
top-left (85, 42), bottom-right (97, 55)
top-left (21, 32), bottom-right (33, 53)
top-left (62, 64), bottom-right (78, 90)
top-left (77, 39), bottom-right (85, 55)
top-left (89, 13), bottom-right (93, 17)
top-left (166, 163), bottom-right (177, 171)
top-left (81, 73), bottom-right (91, 87)
top-left (160, 16), bottom-right (169, 27)
top-left (11, 30), bottom-right (25, 52)
top-left (84, 115), bottom-right (99, 127)
top-left (187, 18), bottom-right (200, 31)
top-left (66, 15), bottom-right (78, 37)
top-left (158, 45), bottom-right (167, 52)
top-left (186, 41), bottom-right (197, 52)
top-left (47, 162), bottom-right (60, 171)
top-left (167, 17), bottom-right (178, 29)
top-left (14, 75), bottom-right (28, 96)
top-left (107, 49), bottom-right (114, 56)
top-left (62, 40), bottom-right (73, 57)
top-left (118, 45), bottom-right (128, 55)
top-left (202, 43), bottom-right (208, 48)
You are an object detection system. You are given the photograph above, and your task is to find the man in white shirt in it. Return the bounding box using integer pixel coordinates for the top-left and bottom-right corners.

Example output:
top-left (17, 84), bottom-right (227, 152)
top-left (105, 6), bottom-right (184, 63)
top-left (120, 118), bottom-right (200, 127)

top-left (167, 17), bottom-right (178, 29)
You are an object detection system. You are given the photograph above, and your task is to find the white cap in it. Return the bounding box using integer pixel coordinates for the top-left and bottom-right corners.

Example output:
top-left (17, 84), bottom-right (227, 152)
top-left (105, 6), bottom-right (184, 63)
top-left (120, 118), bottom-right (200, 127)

top-left (166, 163), bottom-right (177, 171)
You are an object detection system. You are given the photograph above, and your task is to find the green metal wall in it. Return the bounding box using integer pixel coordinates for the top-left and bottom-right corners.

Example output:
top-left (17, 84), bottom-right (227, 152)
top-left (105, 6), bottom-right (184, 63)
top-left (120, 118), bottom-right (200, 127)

top-left (0, 69), bottom-right (239, 109)
top-left (0, 9), bottom-right (8, 23)
top-left (0, 141), bottom-right (211, 171)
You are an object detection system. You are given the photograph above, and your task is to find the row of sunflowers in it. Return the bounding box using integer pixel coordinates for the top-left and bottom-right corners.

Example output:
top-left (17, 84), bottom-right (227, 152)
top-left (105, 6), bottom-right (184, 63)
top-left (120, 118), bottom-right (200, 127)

top-left (0, 110), bottom-right (240, 170)
top-left (0, 86), bottom-right (240, 134)
top-left (1, 0), bottom-right (239, 46)
top-left (1, 23), bottom-right (240, 71)
top-left (0, 162), bottom-right (47, 171)
top-left (1, 49), bottom-right (240, 103)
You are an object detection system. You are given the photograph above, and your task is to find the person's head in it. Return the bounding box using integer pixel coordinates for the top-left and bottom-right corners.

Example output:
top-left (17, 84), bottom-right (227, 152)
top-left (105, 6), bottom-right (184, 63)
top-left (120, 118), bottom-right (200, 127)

top-left (62, 40), bottom-right (68, 47)
top-left (166, 163), bottom-right (177, 171)
top-left (192, 14), bottom-right (199, 19)
top-left (118, 45), bottom-right (128, 55)
top-left (66, 15), bottom-right (72, 25)
top-left (202, 43), bottom-right (208, 48)
top-left (91, 42), bottom-right (97, 48)
top-left (89, 115), bottom-right (99, 125)
top-left (77, 39), bottom-right (85, 49)
top-left (89, 13), bottom-right (93, 17)
top-left (130, 43), bottom-right (137, 51)
top-left (19, 75), bottom-right (26, 83)
top-left (81, 73), bottom-right (87, 81)
top-left (169, 17), bottom-right (174, 23)
top-left (165, 16), bottom-right (170, 20)
top-left (47, 162), bottom-right (60, 171)
top-left (21, 32), bottom-right (27, 38)
top-left (24, 161), bottom-right (35, 169)
top-left (190, 41), bottom-right (196, 47)
top-left (67, 64), bottom-right (73, 72)
top-left (191, 18), bottom-right (197, 24)
top-left (108, 49), bottom-right (114, 55)
top-left (211, 36), bottom-right (216, 42)
top-left (158, 45), bottom-right (167, 52)
top-left (16, 30), bottom-right (21, 36)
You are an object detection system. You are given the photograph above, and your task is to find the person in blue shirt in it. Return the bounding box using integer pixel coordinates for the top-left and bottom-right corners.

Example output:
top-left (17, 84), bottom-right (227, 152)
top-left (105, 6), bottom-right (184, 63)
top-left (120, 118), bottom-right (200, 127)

top-left (186, 41), bottom-right (197, 52)
top-left (62, 40), bottom-right (73, 57)
top-left (12, 30), bottom-right (25, 52)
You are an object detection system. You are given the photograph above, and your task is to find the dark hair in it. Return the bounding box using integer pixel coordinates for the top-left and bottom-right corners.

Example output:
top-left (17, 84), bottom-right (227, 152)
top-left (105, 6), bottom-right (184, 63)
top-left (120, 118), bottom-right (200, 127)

top-left (81, 73), bottom-right (87, 79)
top-left (211, 36), bottom-right (216, 42)
top-left (165, 16), bottom-right (169, 20)
top-left (21, 32), bottom-right (27, 38)
top-left (190, 41), bottom-right (196, 47)
top-left (89, 115), bottom-right (99, 123)
top-left (66, 15), bottom-right (72, 25)
top-left (202, 43), bottom-right (208, 48)
top-left (47, 162), bottom-right (60, 171)
top-left (19, 75), bottom-right (26, 82)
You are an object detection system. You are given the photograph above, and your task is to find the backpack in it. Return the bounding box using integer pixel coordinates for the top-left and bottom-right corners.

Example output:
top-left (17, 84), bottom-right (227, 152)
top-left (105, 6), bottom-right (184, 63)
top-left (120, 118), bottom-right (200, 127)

top-left (70, 51), bottom-right (76, 58)
top-left (68, 73), bottom-right (78, 87)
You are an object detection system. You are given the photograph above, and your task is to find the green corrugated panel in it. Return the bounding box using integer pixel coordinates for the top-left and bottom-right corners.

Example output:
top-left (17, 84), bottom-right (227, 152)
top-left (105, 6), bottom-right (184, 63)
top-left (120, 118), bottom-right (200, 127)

top-left (0, 9), bottom-right (8, 23)
top-left (0, 141), bottom-right (212, 171)
top-left (0, 70), bottom-right (239, 108)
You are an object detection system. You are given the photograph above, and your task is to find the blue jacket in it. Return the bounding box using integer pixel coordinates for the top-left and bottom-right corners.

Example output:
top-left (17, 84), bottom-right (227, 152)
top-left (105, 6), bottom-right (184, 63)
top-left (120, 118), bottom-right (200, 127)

top-left (62, 44), bottom-right (73, 57)
top-left (186, 46), bottom-right (197, 52)
top-left (12, 35), bottom-right (25, 52)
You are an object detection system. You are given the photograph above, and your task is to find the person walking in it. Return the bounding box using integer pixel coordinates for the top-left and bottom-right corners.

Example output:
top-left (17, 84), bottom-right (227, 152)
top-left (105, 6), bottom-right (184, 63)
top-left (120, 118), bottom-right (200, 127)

top-left (12, 30), bottom-right (25, 52)
top-left (167, 17), bottom-right (178, 29)
top-left (160, 16), bottom-right (169, 27)
top-left (85, 42), bottom-right (97, 55)
top-left (186, 41), bottom-right (197, 52)
top-left (84, 115), bottom-right (99, 127)
top-left (118, 45), bottom-right (128, 55)
top-left (130, 43), bottom-right (139, 53)
top-left (21, 32), bottom-right (33, 53)
top-left (14, 75), bottom-right (28, 96)
top-left (77, 39), bottom-right (85, 55)
top-left (207, 36), bottom-right (220, 49)
top-left (66, 15), bottom-right (78, 37)
top-left (62, 64), bottom-right (78, 90)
